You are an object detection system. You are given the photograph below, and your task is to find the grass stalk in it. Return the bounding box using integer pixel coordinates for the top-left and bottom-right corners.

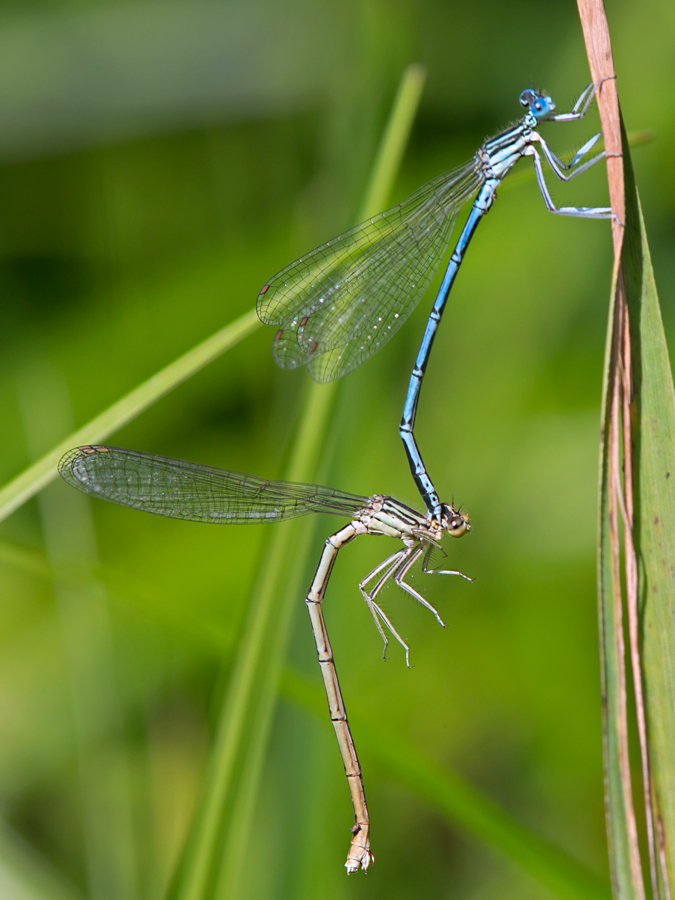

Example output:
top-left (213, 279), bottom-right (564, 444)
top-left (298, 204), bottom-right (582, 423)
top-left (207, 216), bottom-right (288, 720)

top-left (167, 64), bottom-right (428, 900)
top-left (0, 308), bottom-right (259, 523)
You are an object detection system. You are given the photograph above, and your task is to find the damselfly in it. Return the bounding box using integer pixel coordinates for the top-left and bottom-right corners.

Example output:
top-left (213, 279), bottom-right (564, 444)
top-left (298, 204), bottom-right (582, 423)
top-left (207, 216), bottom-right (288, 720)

top-left (257, 82), bottom-right (613, 518)
top-left (58, 444), bottom-right (471, 872)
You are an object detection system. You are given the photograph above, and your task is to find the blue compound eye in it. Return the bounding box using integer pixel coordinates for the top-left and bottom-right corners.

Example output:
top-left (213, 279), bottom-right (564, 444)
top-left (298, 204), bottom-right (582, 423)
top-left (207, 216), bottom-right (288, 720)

top-left (534, 95), bottom-right (556, 119)
top-left (519, 89), bottom-right (535, 107)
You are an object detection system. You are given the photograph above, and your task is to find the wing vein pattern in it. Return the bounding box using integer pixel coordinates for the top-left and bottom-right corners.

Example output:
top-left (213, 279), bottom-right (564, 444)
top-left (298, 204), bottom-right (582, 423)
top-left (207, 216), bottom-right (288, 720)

top-left (257, 160), bottom-right (482, 383)
top-left (59, 446), bottom-right (369, 523)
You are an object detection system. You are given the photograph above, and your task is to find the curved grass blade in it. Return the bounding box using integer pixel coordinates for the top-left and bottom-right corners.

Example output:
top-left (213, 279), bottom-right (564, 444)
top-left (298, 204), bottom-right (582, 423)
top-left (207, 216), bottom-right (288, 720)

top-left (167, 64), bottom-right (428, 900)
top-left (578, 5), bottom-right (649, 896)
top-left (598, 126), bottom-right (675, 900)
top-left (598, 262), bottom-right (646, 900)
top-left (586, 2), bottom-right (675, 894)
top-left (0, 818), bottom-right (84, 900)
top-left (19, 368), bottom-right (139, 900)
top-left (0, 308), bottom-right (259, 524)
top-left (622, 145), bottom-right (675, 899)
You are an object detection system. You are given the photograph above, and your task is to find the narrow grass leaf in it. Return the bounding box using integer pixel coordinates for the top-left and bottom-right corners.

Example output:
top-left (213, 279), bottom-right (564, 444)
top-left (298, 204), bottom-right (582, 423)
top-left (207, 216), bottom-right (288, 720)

top-left (579, 4), bottom-right (648, 896)
top-left (167, 64), bottom-right (428, 900)
top-left (0, 819), bottom-right (84, 900)
top-left (598, 109), bottom-right (675, 899)
top-left (18, 366), bottom-right (139, 900)
top-left (0, 308), bottom-right (259, 523)
top-left (622, 136), bottom-right (675, 898)
top-left (598, 264), bottom-right (645, 899)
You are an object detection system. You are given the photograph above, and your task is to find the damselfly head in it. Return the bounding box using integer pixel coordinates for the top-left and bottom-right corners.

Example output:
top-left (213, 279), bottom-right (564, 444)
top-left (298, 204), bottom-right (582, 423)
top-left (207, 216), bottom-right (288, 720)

top-left (519, 89), bottom-right (555, 121)
top-left (440, 504), bottom-right (470, 538)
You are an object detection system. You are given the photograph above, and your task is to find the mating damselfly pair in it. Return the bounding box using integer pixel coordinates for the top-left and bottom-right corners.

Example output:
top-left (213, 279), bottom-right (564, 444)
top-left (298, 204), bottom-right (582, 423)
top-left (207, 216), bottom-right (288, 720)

top-left (59, 82), bottom-right (611, 872)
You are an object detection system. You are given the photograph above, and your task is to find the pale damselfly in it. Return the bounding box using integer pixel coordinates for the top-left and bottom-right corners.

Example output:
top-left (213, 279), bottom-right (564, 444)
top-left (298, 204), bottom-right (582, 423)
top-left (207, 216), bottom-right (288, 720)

top-left (58, 444), bottom-right (471, 872)
top-left (257, 82), bottom-right (614, 518)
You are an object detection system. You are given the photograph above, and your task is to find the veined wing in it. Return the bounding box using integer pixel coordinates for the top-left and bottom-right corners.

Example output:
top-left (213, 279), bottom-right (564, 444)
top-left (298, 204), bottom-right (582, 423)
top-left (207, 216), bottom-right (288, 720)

top-left (59, 446), bottom-right (370, 523)
top-left (257, 159), bottom-right (482, 383)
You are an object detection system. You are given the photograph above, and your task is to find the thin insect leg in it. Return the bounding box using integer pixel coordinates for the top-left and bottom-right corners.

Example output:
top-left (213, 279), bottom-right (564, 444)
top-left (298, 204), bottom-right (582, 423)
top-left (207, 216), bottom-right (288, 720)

top-left (369, 597), bottom-right (413, 667)
top-left (391, 546), bottom-right (447, 628)
top-left (549, 81), bottom-right (595, 121)
top-left (549, 77), bottom-right (614, 122)
top-left (360, 548), bottom-right (413, 661)
top-left (533, 133), bottom-right (606, 182)
top-left (528, 145), bottom-right (612, 219)
top-left (359, 548), bottom-right (408, 645)
top-left (361, 548), bottom-right (408, 592)
top-left (358, 583), bottom-right (392, 660)
top-left (361, 546), bottom-right (419, 604)
top-left (366, 545), bottom-right (438, 628)
top-left (568, 133), bottom-right (603, 168)
top-left (571, 81), bottom-right (596, 115)
top-left (421, 543), bottom-right (474, 581)
top-left (539, 132), bottom-right (602, 174)
top-left (392, 544), bottom-right (429, 595)
top-left (306, 522), bottom-right (373, 873)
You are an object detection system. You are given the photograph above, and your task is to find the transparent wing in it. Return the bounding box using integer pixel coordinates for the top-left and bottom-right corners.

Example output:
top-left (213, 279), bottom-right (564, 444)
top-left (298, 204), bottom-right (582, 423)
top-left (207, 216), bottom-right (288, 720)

top-left (59, 446), bottom-right (370, 523)
top-left (257, 159), bottom-right (482, 383)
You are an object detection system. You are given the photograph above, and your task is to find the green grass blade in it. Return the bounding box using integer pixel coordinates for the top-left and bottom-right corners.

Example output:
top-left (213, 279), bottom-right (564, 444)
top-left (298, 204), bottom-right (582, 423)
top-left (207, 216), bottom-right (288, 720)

top-left (597, 114), bottom-right (675, 898)
top-left (622, 127), bottom-right (675, 896)
top-left (597, 146), bottom-right (646, 899)
top-left (166, 64), bottom-right (428, 900)
top-left (598, 280), bottom-right (644, 897)
top-left (167, 385), bottom-right (338, 900)
top-left (357, 62), bottom-right (426, 220)
top-left (0, 308), bottom-right (259, 523)
top-left (18, 366), bottom-right (139, 900)
top-left (0, 819), bottom-right (84, 900)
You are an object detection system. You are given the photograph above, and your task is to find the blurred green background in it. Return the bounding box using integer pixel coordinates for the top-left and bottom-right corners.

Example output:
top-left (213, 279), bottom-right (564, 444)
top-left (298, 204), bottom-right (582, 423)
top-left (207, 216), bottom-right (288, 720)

top-left (0, 1), bottom-right (672, 898)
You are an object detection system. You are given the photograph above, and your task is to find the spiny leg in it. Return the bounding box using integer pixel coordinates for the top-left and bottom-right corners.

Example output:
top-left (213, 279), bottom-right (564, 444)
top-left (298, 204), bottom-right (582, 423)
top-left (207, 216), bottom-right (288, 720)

top-left (527, 144), bottom-right (612, 219)
top-left (549, 76), bottom-right (615, 123)
top-left (537, 134), bottom-right (605, 179)
top-left (359, 548), bottom-right (408, 650)
top-left (360, 547), bottom-right (414, 664)
top-left (392, 546), bottom-right (447, 628)
top-left (369, 596), bottom-right (413, 667)
top-left (421, 544), bottom-right (474, 580)
top-left (533, 132), bottom-right (606, 182)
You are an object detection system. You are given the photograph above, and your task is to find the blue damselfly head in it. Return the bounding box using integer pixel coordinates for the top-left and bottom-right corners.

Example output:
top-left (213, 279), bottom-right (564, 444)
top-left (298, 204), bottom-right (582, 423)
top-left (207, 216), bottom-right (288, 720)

top-left (440, 504), bottom-right (470, 538)
top-left (519, 89), bottom-right (556, 120)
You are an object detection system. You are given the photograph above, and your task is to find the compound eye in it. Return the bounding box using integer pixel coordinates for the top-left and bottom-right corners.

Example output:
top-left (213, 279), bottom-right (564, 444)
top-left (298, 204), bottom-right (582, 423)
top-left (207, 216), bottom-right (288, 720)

top-left (519, 89), bottom-right (534, 108)
top-left (448, 515), bottom-right (468, 538)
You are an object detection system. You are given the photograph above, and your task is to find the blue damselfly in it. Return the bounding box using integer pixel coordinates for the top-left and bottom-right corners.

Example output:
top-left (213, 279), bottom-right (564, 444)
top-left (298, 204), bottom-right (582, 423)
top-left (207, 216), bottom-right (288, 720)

top-left (257, 82), bottom-right (613, 518)
top-left (59, 444), bottom-right (471, 872)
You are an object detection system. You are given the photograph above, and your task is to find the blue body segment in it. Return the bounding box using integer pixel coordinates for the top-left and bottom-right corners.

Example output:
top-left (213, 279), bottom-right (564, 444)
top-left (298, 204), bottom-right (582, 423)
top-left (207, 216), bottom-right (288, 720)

top-left (400, 192), bottom-right (491, 512)
top-left (258, 83), bottom-right (614, 518)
